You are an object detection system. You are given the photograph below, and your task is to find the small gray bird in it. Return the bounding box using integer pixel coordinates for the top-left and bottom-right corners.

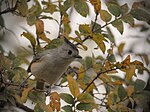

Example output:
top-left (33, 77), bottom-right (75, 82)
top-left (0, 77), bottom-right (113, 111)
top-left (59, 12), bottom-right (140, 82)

top-left (27, 37), bottom-right (81, 86)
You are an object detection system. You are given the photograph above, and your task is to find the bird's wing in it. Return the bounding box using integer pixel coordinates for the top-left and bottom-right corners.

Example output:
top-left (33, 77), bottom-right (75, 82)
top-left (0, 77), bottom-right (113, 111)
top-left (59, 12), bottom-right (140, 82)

top-left (27, 50), bottom-right (50, 72)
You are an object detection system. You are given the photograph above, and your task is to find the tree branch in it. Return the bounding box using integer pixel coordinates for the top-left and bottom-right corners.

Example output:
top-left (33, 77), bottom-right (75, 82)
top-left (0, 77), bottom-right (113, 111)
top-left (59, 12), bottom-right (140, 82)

top-left (16, 101), bottom-right (34, 112)
top-left (0, 0), bottom-right (18, 15)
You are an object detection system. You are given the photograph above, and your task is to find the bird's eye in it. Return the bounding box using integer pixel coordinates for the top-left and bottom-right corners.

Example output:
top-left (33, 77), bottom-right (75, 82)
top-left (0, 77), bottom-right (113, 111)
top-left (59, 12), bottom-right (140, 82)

top-left (68, 50), bottom-right (72, 55)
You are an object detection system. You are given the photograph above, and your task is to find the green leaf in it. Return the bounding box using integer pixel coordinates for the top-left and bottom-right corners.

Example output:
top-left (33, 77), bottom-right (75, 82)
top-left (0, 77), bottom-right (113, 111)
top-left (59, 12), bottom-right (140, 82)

top-left (62, 105), bottom-right (72, 112)
top-left (77, 93), bottom-right (94, 103)
top-left (79, 24), bottom-right (91, 34)
top-left (130, 8), bottom-right (150, 24)
top-left (28, 91), bottom-right (46, 103)
top-left (106, 2), bottom-right (121, 17)
top-left (121, 3), bottom-right (129, 15)
top-left (100, 10), bottom-right (112, 22)
top-left (106, 27), bottom-right (115, 44)
top-left (59, 93), bottom-right (74, 104)
top-left (21, 32), bottom-right (36, 48)
top-left (17, 0), bottom-right (28, 16)
top-left (74, 0), bottom-right (89, 17)
top-left (44, 38), bottom-right (64, 49)
top-left (112, 19), bottom-right (124, 34)
top-left (118, 85), bottom-right (127, 100)
top-left (27, 15), bottom-right (36, 26)
top-left (76, 103), bottom-right (94, 111)
top-left (92, 34), bottom-right (106, 53)
top-left (34, 104), bottom-right (44, 112)
top-left (134, 79), bottom-right (146, 91)
top-left (91, 21), bottom-right (101, 33)
top-left (64, 0), bottom-right (74, 11)
top-left (122, 14), bottom-right (134, 27)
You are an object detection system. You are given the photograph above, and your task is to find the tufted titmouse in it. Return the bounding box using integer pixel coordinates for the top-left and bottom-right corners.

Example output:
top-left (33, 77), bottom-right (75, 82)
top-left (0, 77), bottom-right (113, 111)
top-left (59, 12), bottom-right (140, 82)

top-left (27, 37), bottom-right (81, 87)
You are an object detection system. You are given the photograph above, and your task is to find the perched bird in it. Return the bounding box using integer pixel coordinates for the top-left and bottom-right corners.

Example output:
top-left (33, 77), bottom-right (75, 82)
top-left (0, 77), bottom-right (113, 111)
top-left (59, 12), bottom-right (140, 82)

top-left (27, 37), bottom-right (81, 87)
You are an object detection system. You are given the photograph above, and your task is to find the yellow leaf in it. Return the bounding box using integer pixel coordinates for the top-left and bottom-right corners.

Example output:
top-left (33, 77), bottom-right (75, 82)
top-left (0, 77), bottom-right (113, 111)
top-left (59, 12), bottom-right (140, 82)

top-left (125, 65), bottom-right (136, 81)
top-left (78, 66), bottom-right (85, 80)
top-left (67, 75), bottom-right (80, 98)
top-left (99, 74), bottom-right (112, 83)
top-left (118, 42), bottom-right (125, 57)
top-left (112, 80), bottom-right (123, 85)
top-left (93, 34), bottom-right (106, 54)
top-left (84, 83), bottom-right (95, 93)
top-left (77, 93), bottom-right (95, 103)
top-left (21, 32), bottom-right (36, 47)
top-left (21, 87), bottom-right (33, 103)
top-left (89, 0), bottom-right (101, 13)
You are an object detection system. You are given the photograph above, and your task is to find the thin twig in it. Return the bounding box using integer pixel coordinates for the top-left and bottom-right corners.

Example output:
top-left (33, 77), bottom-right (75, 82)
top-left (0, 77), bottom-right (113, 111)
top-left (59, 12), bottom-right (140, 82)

top-left (0, 0), bottom-right (18, 15)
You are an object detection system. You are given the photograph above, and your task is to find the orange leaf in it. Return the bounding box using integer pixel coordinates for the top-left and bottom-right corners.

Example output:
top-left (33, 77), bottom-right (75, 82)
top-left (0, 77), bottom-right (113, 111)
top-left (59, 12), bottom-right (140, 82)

top-left (89, 0), bottom-right (101, 13)
top-left (50, 92), bottom-right (61, 111)
top-left (121, 55), bottom-right (130, 66)
top-left (36, 19), bottom-right (44, 35)
top-left (67, 75), bottom-right (80, 98)
top-left (125, 65), bottom-right (136, 81)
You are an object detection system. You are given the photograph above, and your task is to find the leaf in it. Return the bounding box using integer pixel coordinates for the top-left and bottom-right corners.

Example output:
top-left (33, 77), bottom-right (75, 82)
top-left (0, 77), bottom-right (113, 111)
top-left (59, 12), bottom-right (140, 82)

top-left (100, 10), bottom-right (112, 22)
top-left (27, 0), bottom-right (42, 25)
top-left (125, 65), bottom-right (136, 81)
top-left (36, 19), bottom-right (51, 43)
top-left (112, 19), bottom-right (124, 34)
top-left (44, 38), bottom-right (63, 49)
top-left (50, 92), bottom-right (60, 111)
top-left (64, 0), bottom-right (74, 11)
top-left (74, 0), bottom-right (89, 17)
top-left (133, 92), bottom-right (150, 111)
top-left (77, 93), bottom-right (94, 103)
top-left (62, 105), bottom-right (72, 112)
top-left (127, 86), bottom-right (134, 96)
top-left (89, 0), bottom-right (101, 13)
top-left (106, 27), bottom-right (115, 44)
top-left (118, 85), bottom-right (127, 100)
top-left (121, 3), bottom-right (129, 15)
top-left (28, 91), bottom-right (46, 103)
top-left (134, 79), bottom-right (146, 91)
top-left (27, 15), bottom-right (36, 26)
top-left (92, 34), bottom-right (106, 53)
top-left (17, 0), bottom-right (28, 16)
top-left (122, 14), bottom-right (134, 27)
top-left (21, 32), bottom-right (36, 48)
top-left (118, 42), bottom-right (125, 57)
top-left (121, 55), bottom-right (130, 66)
top-left (106, 2), bottom-right (121, 17)
top-left (76, 103), bottom-right (95, 111)
top-left (79, 24), bottom-right (91, 34)
top-left (67, 75), bottom-right (80, 98)
top-left (130, 1), bottom-right (150, 24)
top-left (59, 93), bottom-right (74, 104)
top-left (42, 1), bottom-right (57, 14)
top-left (91, 21), bottom-right (101, 33)
top-left (21, 87), bottom-right (33, 103)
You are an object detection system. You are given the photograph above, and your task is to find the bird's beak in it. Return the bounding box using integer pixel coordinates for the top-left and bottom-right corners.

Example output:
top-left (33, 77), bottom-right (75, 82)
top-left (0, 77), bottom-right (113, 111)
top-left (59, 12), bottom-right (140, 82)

top-left (75, 55), bottom-right (82, 58)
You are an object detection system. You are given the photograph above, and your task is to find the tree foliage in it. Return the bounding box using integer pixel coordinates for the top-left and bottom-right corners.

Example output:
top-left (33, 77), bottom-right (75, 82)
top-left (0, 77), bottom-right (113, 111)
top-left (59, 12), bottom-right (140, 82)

top-left (0, 0), bottom-right (150, 112)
